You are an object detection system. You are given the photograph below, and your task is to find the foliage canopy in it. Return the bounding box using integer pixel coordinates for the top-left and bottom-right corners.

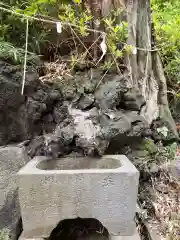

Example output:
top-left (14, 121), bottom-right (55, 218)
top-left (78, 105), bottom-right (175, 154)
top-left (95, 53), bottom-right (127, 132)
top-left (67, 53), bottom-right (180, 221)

top-left (0, 0), bottom-right (180, 87)
top-left (152, 0), bottom-right (180, 84)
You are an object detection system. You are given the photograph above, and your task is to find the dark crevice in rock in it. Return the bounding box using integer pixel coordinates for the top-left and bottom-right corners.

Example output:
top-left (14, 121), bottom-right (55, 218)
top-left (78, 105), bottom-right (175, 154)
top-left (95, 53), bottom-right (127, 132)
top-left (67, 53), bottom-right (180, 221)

top-left (15, 218), bottom-right (23, 240)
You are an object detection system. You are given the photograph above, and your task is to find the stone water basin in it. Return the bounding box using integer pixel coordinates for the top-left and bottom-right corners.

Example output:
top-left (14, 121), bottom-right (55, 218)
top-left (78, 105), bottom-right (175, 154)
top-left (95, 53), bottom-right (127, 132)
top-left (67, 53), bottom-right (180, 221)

top-left (18, 155), bottom-right (139, 238)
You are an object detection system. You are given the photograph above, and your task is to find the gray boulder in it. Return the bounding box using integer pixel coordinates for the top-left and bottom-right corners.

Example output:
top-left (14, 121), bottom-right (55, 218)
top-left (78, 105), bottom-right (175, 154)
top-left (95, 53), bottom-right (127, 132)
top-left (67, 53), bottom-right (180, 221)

top-left (95, 75), bottom-right (127, 110)
top-left (77, 94), bottom-right (95, 110)
top-left (0, 145), bottom-right (29, 239)
top-left (123, 88), bottom-right (145, 111)
top-left (0, 60), bottom-right (62, 145)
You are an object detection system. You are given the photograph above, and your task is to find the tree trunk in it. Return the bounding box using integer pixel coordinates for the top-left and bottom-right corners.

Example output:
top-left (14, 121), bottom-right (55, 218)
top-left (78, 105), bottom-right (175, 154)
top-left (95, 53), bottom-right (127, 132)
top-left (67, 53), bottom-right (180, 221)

top-left (100, 0), bottom-right (178, 137)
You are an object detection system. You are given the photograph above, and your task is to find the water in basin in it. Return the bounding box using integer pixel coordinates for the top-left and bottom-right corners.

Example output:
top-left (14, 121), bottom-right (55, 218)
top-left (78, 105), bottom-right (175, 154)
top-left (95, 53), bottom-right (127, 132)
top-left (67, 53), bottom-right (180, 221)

top-left (37, 157), bottom-right (121, 170)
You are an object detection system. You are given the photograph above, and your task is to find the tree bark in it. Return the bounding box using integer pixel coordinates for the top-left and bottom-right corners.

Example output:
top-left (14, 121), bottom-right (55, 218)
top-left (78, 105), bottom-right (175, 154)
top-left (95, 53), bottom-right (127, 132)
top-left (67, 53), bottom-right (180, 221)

top-left (99, 0), bottom-right (178, 137)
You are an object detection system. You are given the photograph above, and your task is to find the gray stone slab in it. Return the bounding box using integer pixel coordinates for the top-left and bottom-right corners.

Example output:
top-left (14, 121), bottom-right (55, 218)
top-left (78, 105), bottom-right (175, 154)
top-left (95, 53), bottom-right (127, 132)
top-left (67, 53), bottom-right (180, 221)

top-left (0, 145), bottom-right (29, 239)
top-left (18, 155), bottom-right (139, 238)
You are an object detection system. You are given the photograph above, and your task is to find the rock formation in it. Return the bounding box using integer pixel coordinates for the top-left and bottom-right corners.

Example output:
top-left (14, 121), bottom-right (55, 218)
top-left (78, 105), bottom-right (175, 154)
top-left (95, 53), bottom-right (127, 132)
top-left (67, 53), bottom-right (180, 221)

top-left (0, 60), bottom-right (176, 158)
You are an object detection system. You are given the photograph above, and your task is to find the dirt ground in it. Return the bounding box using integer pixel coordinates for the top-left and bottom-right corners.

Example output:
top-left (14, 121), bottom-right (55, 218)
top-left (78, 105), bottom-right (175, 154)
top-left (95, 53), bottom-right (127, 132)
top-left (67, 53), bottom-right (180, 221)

top-left (135, 145), bottom-right (180, 240)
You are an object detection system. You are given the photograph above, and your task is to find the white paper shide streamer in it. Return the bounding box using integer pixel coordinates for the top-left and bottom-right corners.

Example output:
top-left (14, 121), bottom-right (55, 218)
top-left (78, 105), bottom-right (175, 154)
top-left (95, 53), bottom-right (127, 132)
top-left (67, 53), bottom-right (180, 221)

top-left (132, 46), bottom-right (137, 55)
top-left (21, 18), bottom-right (29, 95)
top-left (97, 33), bottom-right (107, 63)
top-left (56, 22), bottom-right (62, 34)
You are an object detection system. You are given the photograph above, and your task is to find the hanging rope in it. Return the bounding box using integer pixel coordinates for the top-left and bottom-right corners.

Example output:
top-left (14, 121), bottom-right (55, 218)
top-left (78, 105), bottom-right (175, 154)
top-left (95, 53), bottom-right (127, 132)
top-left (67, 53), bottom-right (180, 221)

top-left (0, 5), bottom-right (159, 52)
top-left (21, 18), bottom-right (29, 95)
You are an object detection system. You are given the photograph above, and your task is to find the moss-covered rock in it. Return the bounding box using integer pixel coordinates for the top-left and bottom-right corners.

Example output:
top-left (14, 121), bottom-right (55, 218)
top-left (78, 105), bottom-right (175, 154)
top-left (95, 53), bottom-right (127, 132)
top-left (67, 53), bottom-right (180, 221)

top-left (133, 150), bottom-right (150, 158)
top-left (139, 139), bottom-right (158, 155)
top-left (0, 229), bottom-right (11, 240)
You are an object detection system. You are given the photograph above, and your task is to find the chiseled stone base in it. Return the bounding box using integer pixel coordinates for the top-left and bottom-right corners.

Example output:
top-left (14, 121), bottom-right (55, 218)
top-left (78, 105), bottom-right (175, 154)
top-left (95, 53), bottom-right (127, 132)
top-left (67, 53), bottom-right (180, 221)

top-left (109, 229), bottom-right (141, 240)
top-left (19, 234), bottom-right (43, 240)
top-left (18, 155), bottom-right (139, 237)
top-left (19, 229), bottom-right (141, 240)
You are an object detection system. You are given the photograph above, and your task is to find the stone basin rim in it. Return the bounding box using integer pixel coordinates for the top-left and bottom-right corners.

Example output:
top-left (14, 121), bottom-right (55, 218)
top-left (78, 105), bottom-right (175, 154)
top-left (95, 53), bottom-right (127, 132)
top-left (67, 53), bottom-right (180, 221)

top-left (18, 155), bottom-right (139, 174)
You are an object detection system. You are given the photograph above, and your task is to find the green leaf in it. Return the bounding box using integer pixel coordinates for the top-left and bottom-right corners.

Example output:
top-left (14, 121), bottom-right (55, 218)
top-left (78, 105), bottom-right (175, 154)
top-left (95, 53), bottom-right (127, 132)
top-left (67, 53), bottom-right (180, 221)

top-left (73, 0), bottom-right (82, 4)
